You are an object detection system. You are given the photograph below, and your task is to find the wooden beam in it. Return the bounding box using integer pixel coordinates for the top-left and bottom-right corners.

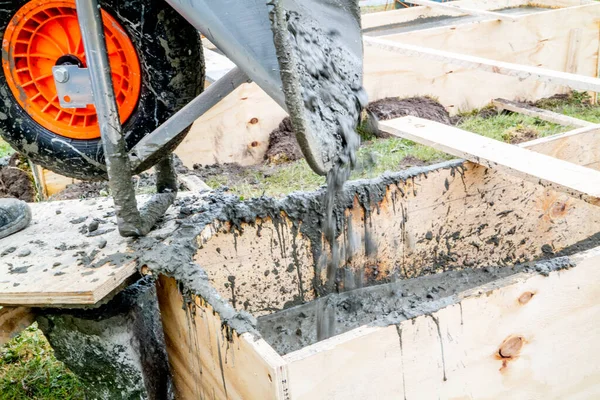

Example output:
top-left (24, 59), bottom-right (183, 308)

top-left (405, 0), bottom-right (518, 22)
top-left (492, 98), bottom-right (595, 128)
top-left (0, 196), bottom-right (140, 306)
top-left (363, 36), bottom-right (600, 93)
top-left (283, 246), bottom-right (600, 399)
top-left (379, 116), bottom-right (600, 206)
top-left (28, 162), bottom-right (47, 200)
top-left (0, 307), bottom-right (34, 346)
top-left (361, 0), bottom-right (528, 30)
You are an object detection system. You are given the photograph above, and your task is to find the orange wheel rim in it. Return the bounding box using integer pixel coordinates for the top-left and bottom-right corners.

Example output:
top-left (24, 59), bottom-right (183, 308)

top-left (2, 0), bottom-right (141, 140)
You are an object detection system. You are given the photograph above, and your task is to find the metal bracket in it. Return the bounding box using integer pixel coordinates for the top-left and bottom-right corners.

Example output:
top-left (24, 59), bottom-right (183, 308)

top-left (52, 65), bottom-right (94, 108)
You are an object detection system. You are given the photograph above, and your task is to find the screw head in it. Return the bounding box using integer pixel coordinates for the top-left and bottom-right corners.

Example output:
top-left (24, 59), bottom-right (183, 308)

top-left (53, 67), bottom-right (69, 83)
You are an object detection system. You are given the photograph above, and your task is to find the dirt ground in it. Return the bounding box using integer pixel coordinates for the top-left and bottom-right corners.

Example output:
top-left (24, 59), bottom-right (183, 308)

top-left (367, 96), bottom-right (452, 125)
top-left (265, 117), bottom-right (304, 164)
top-left (0, 154), bottom-right (35, 202)
top-left (0, 167), bottom-right (35, 202)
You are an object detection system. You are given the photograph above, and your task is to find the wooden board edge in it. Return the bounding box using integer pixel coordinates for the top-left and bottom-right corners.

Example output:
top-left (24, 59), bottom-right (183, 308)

top-left (0, 261), bottom-right (138, 306)
top-left (156, 275), bottom-right (289, 400)
top-left (361, 0), bottom-right (529, 30)
top-left (379, 116), bottom-right (600, 206)
top-left (0, 307), bottom-right (35, 346)
top-left (280, 246), bottom-right (600, 399)
top-left (283, 245), bottom-right (600, 364)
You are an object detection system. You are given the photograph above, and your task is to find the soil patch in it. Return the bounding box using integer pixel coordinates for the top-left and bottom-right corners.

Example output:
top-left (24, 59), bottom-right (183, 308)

top-left (398, 155), bottom-right (427, 169)
top-left (191, 162), bottom-right (252, 182)
top-left (0, 166), bottom-right (35, 202)
top-left (504, 127), bottom-right (539, 144)
top-left (51, 181), bottom-right (108, 201)
top-left (532, 93), bottom-right (573, 109)
top-left (367, 96), bottom-right (452, 125)
top-left (265, 118), bottom-right (304, 164)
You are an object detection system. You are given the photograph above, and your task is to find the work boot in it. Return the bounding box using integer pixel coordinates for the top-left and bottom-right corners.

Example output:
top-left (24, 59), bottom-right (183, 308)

top-left (0, 198), bottom-right (31, 240)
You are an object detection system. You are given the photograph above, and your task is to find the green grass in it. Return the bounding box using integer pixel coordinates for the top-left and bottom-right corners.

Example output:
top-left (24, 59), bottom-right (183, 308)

top-left (0, 324), bottom-right (84, 400)
top-left (456, 112), bottom-right (567, 142)
top-left (0, 139), bottom-right (14, 159)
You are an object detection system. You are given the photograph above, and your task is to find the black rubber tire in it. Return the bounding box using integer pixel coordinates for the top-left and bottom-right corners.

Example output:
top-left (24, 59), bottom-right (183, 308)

top-left (0, 0), bottom-right (204, 180)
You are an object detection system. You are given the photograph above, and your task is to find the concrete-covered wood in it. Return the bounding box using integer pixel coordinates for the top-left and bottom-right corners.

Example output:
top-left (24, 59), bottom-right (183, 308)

top-left (0, 197), bottom-right (136, 305)
top-left (282, 246), bottom-right (600, 399)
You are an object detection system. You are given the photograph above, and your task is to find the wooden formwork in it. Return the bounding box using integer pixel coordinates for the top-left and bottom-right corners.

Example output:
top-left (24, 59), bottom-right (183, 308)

top-left (155, 115), bottom-right (600, 399)
top-left (2, 111), bottom-right (600, 398)
top-left (2, 2), bottom-right (600, 399)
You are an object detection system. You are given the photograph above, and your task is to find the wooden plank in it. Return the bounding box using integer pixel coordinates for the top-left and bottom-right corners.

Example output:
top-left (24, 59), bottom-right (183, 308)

top-left (0, 307), bottom-right (34, 346)
top-left (29, 162), bottom-right (47, 201)
top-left (156, 275), bottom-right (290, 400)
top-left (519, 125), bottom-right (600, 167)
top-left (405, 0), bottom-right (518, 21)
top-left (361, 0), bottom-right (528, 30)
top-left (0, 196), bottom-right (141, 305)
top-left (283, 246), bottom-right (600, 399)
top-left (363, 35), bottom-right (600, 93)
top-left (492, 98), bottom-right (595, 127)
top-left (379, 116), bottom-right (600, 205)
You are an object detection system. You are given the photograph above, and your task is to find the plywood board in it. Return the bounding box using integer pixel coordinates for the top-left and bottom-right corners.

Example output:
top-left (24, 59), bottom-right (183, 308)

top-left (380, 116), bottom-right (600, 206)
top-left (363, 3), bottom-right (600, 114)
top-left (364, 35), bottom-right (600, 92)
top-left (361, 0), bottom-right (528, 30)
top-left (156, 275), bottom-right (291, 400)
top-left (175, 82), bottom-right (287, 169)
top-left (404, 0), bottom-right (518, 21)
top-left (0, 197), bottom-right (138, 305)
top-left (283, 246), bottom-right (600, 399)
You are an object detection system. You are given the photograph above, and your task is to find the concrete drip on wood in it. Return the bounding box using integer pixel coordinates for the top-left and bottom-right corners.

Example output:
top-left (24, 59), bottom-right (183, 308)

top-left (257, 256), bottom-right (573, 355)
top-left (137, 158), bottom-right (598, 341)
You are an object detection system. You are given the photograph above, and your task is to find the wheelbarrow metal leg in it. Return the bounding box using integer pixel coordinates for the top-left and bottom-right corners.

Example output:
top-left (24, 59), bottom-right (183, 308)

top-left (76, 0), bottom-right (176, 237)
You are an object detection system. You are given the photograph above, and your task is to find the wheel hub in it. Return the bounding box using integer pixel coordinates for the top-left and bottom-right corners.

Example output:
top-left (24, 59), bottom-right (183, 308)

top-left (2, 0), bottom-right (142, 140)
